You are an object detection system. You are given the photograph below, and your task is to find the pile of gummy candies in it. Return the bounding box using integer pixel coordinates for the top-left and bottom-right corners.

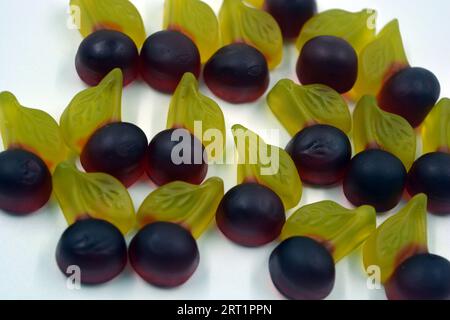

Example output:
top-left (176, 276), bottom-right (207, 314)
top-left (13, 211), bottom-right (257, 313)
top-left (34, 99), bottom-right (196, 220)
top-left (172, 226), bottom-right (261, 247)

top-left (0, 0), bottom-right (450, 300)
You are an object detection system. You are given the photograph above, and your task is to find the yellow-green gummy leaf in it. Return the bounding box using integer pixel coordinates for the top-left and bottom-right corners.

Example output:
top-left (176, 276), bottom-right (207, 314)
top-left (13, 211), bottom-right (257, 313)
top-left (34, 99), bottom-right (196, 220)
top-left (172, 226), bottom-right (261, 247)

top-left (70, 0), bottom-right (146, 48)
top-left (422, 98), bottom-right (450, 154)
top-left (267, 79), bottom-right (352, 136)
top-left (296, 9), bottom-right (376, 53)
top-left (60, 69), bottom-right (122, 154)
top-left (282, 201), bottom-right (376, 262)
top-left (167, 73), bottom-right (226, 160)
top-left (164, 0), bottom-right (220, 63)
top-left (232, 124), bottom-right (302, 209)
top-left (363, 194), bottom-right (428, 283)
top-left (245, 0), bottom-right (263, 8)
top-left (219, 0), bottom-right (283, 69)
top-left (353, 95), bottom-right (416, 170)
top-left (53, 161), bottom-right (135, 234)
top-left (351, 19), bottom-right (409, 101)
top-left (0, 92), bottom-right (68, 171)
top-left (137, 177), bottom-right (224, 238)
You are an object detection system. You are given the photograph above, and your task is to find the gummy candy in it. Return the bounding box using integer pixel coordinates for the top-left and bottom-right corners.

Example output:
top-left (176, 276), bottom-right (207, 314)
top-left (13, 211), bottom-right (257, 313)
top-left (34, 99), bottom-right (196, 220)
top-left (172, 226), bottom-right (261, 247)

top-left (385, 253), bottom-right (450, 300)
top-left (129, 221), bottom-right (200, 287)
top-left (407, 152), bottom-right (450, 215)
top-left (378, 67), bottom-right (440, 128)
top-left (296, 9), bottom-right (376, 53)
top-left (269, 236), bottom-right (335, 300)
top-left (163, 0), bottom-right (220, 63)
top-left (140, 31), bottom-right (201, 93)
top-left (351, 20), bottom-right (409, 101)
top-left (286, 125), bottom-right (352, 186)
top-left (167, 73), bottom-right (226, 159)
top-left (216, 183), bottom-right (285, 247)
top-left (70, 0), bottom-right (146, 48)
top-left (232, 124), bottom-right (302, 210)
top-left (53, 161), bottom-right (136, 234)
top-left (137, 177), bottom-right (224, 239)
top-left (219, 0), bottom-right (283, 69)
top-left (363, 194), bottom-right (428, 283)
top-left (0, 92), bottom-right (68, 171)
top-left (56, 218), bottom-right (127, 284)
top-left (344, 149), bottom-right (407, 213)
top-left (267, 79), bottom-right (351, 137)
top-left (146, 128), bottom-right (208, 186)
top-left (204, 43), bottom-right (269, 104)
top-left (297, 36), bottom-right (358, 94)
top-left (422, 98), bottom-right (450, 154)
top-left (281, 201), bottom-right (376, 262)
top-left (353, 95), bottom-right (416, 170)
top-left (76, 30), bottom-right (139, 86)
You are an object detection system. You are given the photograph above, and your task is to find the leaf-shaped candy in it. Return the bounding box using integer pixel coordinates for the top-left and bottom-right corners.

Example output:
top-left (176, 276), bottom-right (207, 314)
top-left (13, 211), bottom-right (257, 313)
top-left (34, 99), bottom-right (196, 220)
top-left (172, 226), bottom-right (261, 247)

top-left (232, 124), bottom-right (302, 209)
top-left (219, 0), bottom-right (283, 69)
top-left (363, 194), bottom-right (428, 283)
top-left (53, 161), bottom-right (135, 234)
top-left (351, 20), bottom-right (409, 101)
top-left (70, 0), bottom-right (146, 48)
top-left (245, 0), bottom-right (263, 8)
top-left (0, 92), bottom-right (68, 170)
top-left (167, 73), bottom-right (226, 160)
top-left (137, 177), bottom-right (224, 238)
top-left (422, 98), bottom-right (450, 154)
top-left (60, 69), bottom-right (123, 154)
top-left (282, 201), bottom-right (376, 262)
top-left (353, 95), bottom-right (416, 170)
top-left (267, 79), bottom-right (351, 136)
top-left (164, 0), bottom-right (220, 63)
top-left (296, 9), bottom-right (376, 53)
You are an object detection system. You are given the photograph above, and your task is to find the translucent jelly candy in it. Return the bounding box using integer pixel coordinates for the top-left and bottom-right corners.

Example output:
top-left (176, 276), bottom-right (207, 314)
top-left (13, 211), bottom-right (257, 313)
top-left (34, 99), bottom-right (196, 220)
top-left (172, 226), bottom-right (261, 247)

top-left (269, 236), bottom-right (335, 300)
top-left (351, 20), bottom-right (409, 101)
top-left (267, 79), bottom-right (351, 136)
top-left (363, 194), bottom-right (428, 283)
top-left (53, 161), bottom-right (136, 234)
top-left (216, 183), bottom-right (285, 247)
top-left (296, 9), bottom-right (376, 53)
top-left (167, 73), bottom-right (226, 160)
top-left (232, 124), bottom-right (302, 210)
top-left (422, 98), bottom-right (450, 154)
top-left (163, 0), bottom-right (220, 63)
top-left (282, 201), bottom-right (376, 262)
top-left (70, 0), bottom-right (146, 48)
top-left (0, 92), bottom-right (68, 171)
top-left (140, 31), bottom-right (201, 93)
top-left (219, 0), bottom-right (283, 69)
top-left (137, 177), bottom-right (224, 239)
top-left (353, 95), bottom-right (416, 170)
top-left (56, 218), bottom-right (127, 284)
top-left (129, 222), bottom-right (200, 287)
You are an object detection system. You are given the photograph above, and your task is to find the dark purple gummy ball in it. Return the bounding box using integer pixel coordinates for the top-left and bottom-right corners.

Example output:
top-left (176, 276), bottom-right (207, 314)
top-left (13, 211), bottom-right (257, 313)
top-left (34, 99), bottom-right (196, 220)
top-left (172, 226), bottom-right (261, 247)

top-left (129, 222), bottom-right (200, 287)
top-left (216, 183), bottom-right (285, 247)
top-left (55, 218), bottom-right (127, 285)
top-left (269, 236), bottom-right (335, 300)
top-left (343, 149), bottom-right (407, 213)
top-left (0, 149), bottom-right (52, 215)
top-left (75, 30), bottom-right (139, 86)
top-left (378, 67), bottom-right (441, 128)
top-left (204, 43), bottom-right (269, 104)
top-left (385, 253), bottom-right (450, 300)
top-left (265, 0), bottom-right (317, 39)
top-left (140, 30), bottom-right (201, 93)
top-left (296, 35), bottom-right (358, 94)
top-left (146, 128), bottom-right (207, 186)
top-left (407, 152), bottom-right (450, 215)
top-left (80, 122), bottom-right (148, 188)
top-left (286, 125), bottom-right (351, 186)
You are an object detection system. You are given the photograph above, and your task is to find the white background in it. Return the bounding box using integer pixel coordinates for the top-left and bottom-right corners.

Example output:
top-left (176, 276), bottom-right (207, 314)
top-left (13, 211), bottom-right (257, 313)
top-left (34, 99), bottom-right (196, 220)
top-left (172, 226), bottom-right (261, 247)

top-left (0, 0), bottom-right (449, 300)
